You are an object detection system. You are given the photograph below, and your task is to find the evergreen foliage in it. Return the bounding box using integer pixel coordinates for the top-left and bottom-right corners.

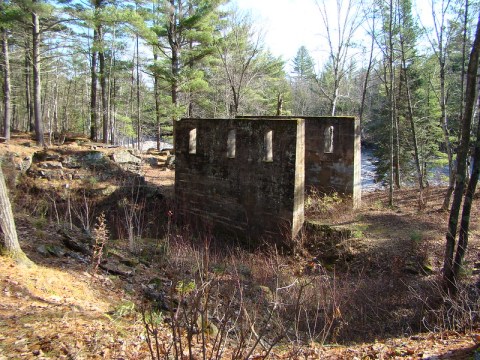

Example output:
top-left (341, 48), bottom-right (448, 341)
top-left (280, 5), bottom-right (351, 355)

top-left (0, 0), bottom-right (477, 182)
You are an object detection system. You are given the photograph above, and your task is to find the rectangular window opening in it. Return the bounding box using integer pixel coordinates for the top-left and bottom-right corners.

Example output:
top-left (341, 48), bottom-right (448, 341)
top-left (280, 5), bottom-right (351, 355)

top-left (189, 128), bottom-right (197, 154)
top-left (227, 129), bottom-right (236, 158)
top-left (324, 126), bottom-right (334, 153)
top-left (264, 130), bottom-right (273, 162)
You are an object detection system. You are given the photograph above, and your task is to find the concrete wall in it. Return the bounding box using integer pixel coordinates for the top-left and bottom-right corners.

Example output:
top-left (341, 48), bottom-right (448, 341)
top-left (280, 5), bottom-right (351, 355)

top-left (303, 117), bottom-right (361, 208)
top-left (174, 118), bottom-right (305, 245)
top-left (237, 116), bottom-right (361, 208)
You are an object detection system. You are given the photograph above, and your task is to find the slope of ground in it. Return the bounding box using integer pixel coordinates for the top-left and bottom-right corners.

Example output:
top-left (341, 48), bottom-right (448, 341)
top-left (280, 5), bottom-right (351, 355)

top-left (0, 134), bottom-right (479, 359)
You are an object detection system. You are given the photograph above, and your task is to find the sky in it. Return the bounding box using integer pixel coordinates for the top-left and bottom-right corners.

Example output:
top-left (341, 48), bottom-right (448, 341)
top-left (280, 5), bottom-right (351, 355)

top-left (232, 0), bottom-right (326, 73)
top-left (232, 0), bottom-right (433, 74)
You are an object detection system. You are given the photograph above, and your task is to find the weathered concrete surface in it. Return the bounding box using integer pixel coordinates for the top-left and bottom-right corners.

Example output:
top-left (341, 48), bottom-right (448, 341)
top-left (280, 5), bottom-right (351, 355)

top-left (174, 118), bottom-right (305, 245)
top-left (237, 116), bottom-right (361, 208)
top-left (303, 116), bottom-right (361, 208)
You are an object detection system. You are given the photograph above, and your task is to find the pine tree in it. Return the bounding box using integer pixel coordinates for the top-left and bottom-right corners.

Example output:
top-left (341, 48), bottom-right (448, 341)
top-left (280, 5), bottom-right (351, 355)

top-left (151, 0), bottom-right (225, 119)
top-left (292, 46), bottom-right (315, 80)
top-left (290, 46), bottom-right (316, 115)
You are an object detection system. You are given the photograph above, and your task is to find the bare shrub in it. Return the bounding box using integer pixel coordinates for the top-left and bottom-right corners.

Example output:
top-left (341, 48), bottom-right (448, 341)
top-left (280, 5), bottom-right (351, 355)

top-left (71, 189), bottom-right (96, 233)
top-left (91, 212), bottom-right (109, 275)
top-left (142, 276), bottom-right (282, 359)
top-left (119, 189), bottom-right (146, 254)
top-left (409, 275), bottom-right (480, 333)
top-left (141, 237), bottom-right (377, 358)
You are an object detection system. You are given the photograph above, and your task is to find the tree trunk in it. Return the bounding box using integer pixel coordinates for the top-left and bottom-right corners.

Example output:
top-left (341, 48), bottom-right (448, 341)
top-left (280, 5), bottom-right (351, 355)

top-left (51, 66), bottom-right (59, 144)
top-left (359, 16), bottom-right (375, 125)
top-left (154, 54), bottom-right (162, 151)
top-left (24, 39), bottom-right (34, 132)
top-left (454, 99), bottom-right (480, 277)
top-left (90, 29), bottom-right (99, 141)
top-left (99, 26), bottom-right (108, 144)
top-left (171, 45), bottom-right (179, 108)
top-left (439, 18), bottom-right (454, 211)
top-left (388, 0), bottom-right (395, 207)
top-left (459, 0), bottom-right (469, 133)
top-left (136, 32), bottom-right (141, 149)
top-left (1, 25), bottom-right (11, 141)
top-left (62, 79), bottom-right (72, 134)
top-left (406, 98), bottom-right (425, 206)
top-left (168, 0), bottom-right (180, 111)
top-left (402, 53), bottom-right (425, 208)
top-left (394, 113), bottom-right (401, 188)
top-left (111, 64), bottom-right (117, 145)
top-left (443, 14), bottom-right (480, 295)
top-left (276, 93), bottom-right (283, 116)
top-left (0, 162), bottom-right (31, 265)
top-left (32, 2), bottom-right (44, 146)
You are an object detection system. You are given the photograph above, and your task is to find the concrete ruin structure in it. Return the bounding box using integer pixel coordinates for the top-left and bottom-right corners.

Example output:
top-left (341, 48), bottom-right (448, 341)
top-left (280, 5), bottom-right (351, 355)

top-left (174, 116), bottom-right (361, 245)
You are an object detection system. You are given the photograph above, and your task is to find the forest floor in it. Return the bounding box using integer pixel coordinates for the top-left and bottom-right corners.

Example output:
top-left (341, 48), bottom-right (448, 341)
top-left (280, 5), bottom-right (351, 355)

top-left (0, 134), bottom-right (480, 359)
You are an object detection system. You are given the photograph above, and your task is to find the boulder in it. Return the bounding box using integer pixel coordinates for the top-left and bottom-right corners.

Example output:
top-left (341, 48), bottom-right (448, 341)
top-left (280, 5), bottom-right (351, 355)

top-left (36, 244), bottom-right (67, 257)
top-left (83, 151), bottom-right (104, 164)
top-left (111, 150), bottom-right (142, 165)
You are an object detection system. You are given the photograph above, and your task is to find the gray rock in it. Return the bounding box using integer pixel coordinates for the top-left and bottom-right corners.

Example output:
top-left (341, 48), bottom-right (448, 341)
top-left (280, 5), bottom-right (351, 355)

top-left (83, 151), bottom-right (104, 163)
top-left (99, 262), bottom-right (134, 277)
top-left (111, 150), bottom-right (142, 165)
top-left (36, 244), bottom-right (66, 257)
top-left (46, 245), bottom-right (66, 257)
top-left (62, 155), bottom-right (82, 169)
top-left (39, 169), bottom-right (64, 180)
top-left (65, 251), bottom-right (89, 263)
top-left (37, 245), bottom-right (49, 256)
top-left (40, 161), bottom-right (63, 169)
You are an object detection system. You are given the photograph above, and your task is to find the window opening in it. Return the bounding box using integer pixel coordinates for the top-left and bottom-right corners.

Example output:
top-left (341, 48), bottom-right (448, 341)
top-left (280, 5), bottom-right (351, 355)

top-left (189, 128), bottom-right (197, 154)
top-left (324, 126), bottom-right (334, 153)
top-left (264, 130), bottom-right (273, 162)
top-left (227, 129), bottom-right (236, 158)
